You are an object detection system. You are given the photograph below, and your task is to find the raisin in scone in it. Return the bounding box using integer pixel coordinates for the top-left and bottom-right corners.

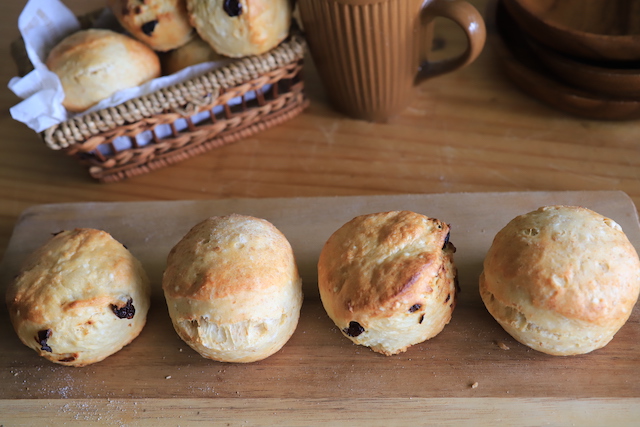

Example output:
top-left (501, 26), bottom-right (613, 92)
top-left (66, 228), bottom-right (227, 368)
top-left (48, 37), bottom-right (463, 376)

top-left (186, 0), bottom-right (292, 57)
top-left (162, 214), bottom-right (303, 363)
top-left (318, 211), bottom-right (458, 356)
top-left (480, 205), bottom-right (640, 356)
top-left (108, 0), bottom-right (194, 51)
top-left (6, 229), bottom-right (151, 367)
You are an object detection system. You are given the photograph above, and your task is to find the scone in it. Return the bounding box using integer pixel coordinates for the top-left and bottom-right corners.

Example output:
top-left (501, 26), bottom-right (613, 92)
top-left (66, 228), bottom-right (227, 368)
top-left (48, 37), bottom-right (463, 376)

top-left (160, 35), bottom-right (226, 75)
top-left (46, 29), bottom-right (161, 112)
top-left (108, 0), bottom-right (194, 51)
top-left (5, 229), bottom-right (151, 367)
top-left (162, 214), bottom-right (303, 363)
top-left (479, 205), bottom-right (640, 356)
top-left (318, 211), bottom-right (458, 356)
top-left (186, 0), bottom-right (292, 57)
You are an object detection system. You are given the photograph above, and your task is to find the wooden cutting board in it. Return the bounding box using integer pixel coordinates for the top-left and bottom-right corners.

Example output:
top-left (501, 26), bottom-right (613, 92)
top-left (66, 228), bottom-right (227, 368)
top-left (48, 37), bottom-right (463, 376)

top-left (1, 191), bottom-right (640, 425)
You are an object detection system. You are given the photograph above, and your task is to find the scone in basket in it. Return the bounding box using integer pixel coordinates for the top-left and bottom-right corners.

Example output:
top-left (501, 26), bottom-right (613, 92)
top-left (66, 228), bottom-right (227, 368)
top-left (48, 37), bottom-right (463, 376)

top-left (11, 12), bottom-right (308, 183)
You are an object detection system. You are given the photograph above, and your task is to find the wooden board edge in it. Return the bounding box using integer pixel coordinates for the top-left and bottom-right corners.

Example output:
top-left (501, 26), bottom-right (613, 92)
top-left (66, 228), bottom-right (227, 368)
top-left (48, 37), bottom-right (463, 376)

top-left (1, 397), bottom-right (639, 426)
top-left (7, 190), bottom-right (637, 215)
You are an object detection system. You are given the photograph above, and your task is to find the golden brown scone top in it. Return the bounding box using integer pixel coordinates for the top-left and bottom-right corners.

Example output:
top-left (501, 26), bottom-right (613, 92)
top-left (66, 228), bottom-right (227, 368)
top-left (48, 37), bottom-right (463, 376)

top-left (6, 228), bottom-right (147, 325)
top-left (483, 205), bottom-right (640, 325)
top-left (160, 35), bottom-right (226, 75)
top-left (45, 29), bottom-right (161, 112)
top-left (318, 211), bottom-right (452, 318)
top-left (186, 0), bottom-right (292, 57)
top-left (108, 0), bottom-right (194, 51)
top-left (163, 214), bottom-right (298, 301)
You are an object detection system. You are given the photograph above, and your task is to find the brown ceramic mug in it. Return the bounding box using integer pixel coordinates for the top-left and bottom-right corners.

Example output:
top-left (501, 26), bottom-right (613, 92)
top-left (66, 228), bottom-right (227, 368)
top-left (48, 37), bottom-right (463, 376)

top-left (297, 0), bottom-right (487, 122)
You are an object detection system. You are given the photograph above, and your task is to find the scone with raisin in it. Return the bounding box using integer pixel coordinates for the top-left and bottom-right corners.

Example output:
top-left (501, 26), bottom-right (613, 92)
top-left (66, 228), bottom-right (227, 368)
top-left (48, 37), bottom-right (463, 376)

top-left (108, 0), bottom-right (194, 51)
top-left (162, 214), bottom-right (303, 363)
top-left (6, 229), bottom-right (151, 367)
top-left (318, 211), bottom-right (458, 356)
top-left (186, 0), bottom-right (292, 57)
top-left (480, 205), bottom-right (640, 356)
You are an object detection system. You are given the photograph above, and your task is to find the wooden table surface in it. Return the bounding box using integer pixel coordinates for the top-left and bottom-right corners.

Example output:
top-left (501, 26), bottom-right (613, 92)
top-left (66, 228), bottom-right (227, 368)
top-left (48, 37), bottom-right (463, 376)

top-left (2, 0), bottom-right (640, 425)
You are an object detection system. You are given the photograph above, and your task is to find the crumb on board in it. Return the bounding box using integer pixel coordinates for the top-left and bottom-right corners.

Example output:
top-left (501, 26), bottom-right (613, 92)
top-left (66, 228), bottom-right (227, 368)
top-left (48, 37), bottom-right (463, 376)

top-left (165, 375), bottom-right (172, 380)
top-left (471, 382), bottom-right (479, 389)
top-left (496, 341), bottom-right (510, 350)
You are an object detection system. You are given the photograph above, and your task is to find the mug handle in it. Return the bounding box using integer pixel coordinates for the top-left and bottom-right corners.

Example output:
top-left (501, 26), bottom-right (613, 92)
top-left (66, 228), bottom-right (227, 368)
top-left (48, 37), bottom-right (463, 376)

top-left (416, 0), bottom-right (486, 84)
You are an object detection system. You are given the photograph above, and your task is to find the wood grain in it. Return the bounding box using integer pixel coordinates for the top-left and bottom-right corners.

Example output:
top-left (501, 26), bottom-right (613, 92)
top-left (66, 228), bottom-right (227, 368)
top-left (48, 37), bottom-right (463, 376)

top-left (2, 398), bottom-right (640, 426)
top-left (1, 192), bottom-right (639, 424)
top-left (509, 0), bottom-right (640, 35)
top-left (491, 1), bottom-right (640, 120)
top-left (3, 0), bottom-right (640, 423)
top-left (502, 0), bottom-right (640, 61)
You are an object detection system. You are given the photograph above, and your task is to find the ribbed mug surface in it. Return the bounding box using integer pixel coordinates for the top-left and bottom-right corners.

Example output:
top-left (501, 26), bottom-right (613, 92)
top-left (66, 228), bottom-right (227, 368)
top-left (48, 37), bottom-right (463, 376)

top-left (299, 0), bottom-right (425, 122)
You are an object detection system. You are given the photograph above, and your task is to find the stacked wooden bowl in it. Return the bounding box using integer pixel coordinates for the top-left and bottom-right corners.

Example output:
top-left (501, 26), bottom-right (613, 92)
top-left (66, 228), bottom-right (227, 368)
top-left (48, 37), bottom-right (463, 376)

top-left (490, 0), bottom-right (640, 120)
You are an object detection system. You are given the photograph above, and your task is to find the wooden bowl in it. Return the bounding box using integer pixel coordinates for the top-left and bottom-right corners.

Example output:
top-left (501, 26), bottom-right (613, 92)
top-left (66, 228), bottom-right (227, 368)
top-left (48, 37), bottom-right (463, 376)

top-left (502, 0), bottom-right (640, 62)
top-left (489, 0), bottom-right (640, 120)
top-left (528, 40), bottom-right (640, 99)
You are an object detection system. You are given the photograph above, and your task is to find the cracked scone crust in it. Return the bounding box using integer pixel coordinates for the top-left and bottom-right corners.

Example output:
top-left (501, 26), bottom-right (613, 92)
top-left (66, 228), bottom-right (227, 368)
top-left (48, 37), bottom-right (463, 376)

top-left (108, 0), bottom-right (194, 51)
top-left (46, 29), bottom-right (160, 112)
top-left (318, 211), bottom-right (458, 356)
top-left (186, 0), bottom-right (292, 57)
top-left (6, 229), bottom-right (151, 367)
top-left (162, 214), bottom-right (303, 363)
top-left (480, 205), bottom-right (640, 356)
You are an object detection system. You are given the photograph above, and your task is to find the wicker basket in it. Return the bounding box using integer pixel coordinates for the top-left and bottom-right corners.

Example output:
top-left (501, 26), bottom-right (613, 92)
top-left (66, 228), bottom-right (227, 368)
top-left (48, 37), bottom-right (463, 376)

top-left (11, 13), bottom-right (309, 183)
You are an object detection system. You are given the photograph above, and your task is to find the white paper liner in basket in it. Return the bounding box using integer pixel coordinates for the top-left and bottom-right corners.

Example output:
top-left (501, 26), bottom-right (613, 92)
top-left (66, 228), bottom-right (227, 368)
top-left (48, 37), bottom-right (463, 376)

top-left (8, 0), bottom-right (268, 135)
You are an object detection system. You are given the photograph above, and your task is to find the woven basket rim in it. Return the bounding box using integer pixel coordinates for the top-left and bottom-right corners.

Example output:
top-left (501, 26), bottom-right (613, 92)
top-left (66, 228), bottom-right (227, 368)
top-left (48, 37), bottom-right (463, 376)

top-left (10, 7), bottom-right (307, 150)
top-left (39, 33), bottom-right (306, 148)
top-left (63, 61), bottom-right (305, 154)
top-left (10, 7), bottom-right (310, 183)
